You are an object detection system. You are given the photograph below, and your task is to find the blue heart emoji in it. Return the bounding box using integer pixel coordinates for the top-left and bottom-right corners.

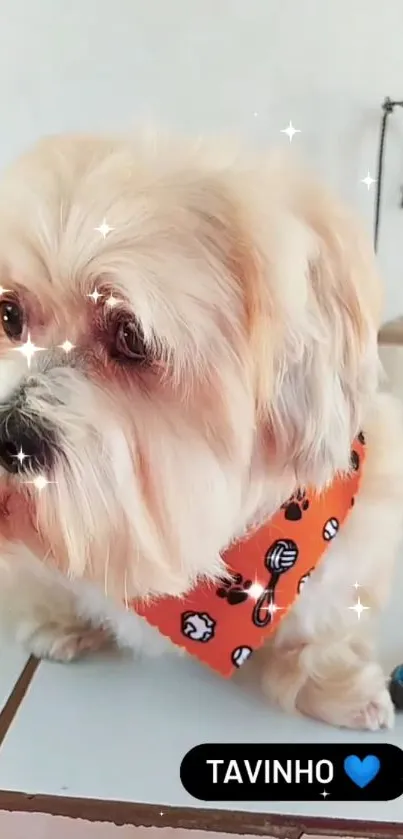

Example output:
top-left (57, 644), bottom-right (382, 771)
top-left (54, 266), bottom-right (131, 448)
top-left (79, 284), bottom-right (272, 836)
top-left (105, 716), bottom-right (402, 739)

top-left (344, 754), bottom-right (380, 788)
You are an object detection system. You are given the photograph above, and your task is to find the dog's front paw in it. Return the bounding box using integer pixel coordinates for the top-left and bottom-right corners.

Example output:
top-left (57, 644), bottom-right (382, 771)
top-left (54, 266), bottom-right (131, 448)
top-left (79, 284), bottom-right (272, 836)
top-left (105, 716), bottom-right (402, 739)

top-left (18, 621), bottom-right (112, 662)
top-left (296, 662), bottom-right (395, 731)
top-left (349, 690), bottom-right (395, 731)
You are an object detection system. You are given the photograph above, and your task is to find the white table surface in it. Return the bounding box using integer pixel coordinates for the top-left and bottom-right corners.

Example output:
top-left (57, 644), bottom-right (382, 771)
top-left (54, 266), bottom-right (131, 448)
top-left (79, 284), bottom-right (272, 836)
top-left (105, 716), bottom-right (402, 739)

top-left (0, 555), bottom-right (401, 825)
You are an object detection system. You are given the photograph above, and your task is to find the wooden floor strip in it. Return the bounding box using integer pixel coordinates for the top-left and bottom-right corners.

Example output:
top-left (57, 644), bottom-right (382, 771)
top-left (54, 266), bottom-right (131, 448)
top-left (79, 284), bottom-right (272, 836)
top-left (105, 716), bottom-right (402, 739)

top-left (0, 793), bottom-right (401, 838)
top-left (0, 657), bottom-right (39, 745)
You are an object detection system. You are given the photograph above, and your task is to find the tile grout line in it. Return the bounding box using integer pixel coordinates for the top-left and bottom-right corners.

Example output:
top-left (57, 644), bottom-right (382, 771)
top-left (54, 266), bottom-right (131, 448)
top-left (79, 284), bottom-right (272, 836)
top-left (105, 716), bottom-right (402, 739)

top-left (0, 657), bottom-right (39, 746)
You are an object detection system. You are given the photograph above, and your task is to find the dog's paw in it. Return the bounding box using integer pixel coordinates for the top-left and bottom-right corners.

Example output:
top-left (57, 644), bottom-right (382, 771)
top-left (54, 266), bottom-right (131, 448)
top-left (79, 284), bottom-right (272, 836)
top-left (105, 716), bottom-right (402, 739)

top-left (349, 690), bottom-right (395, 731)
top-left (19, 622), bottom-right (112, 662)
top-left (296, 663), bottom-right (395, 731)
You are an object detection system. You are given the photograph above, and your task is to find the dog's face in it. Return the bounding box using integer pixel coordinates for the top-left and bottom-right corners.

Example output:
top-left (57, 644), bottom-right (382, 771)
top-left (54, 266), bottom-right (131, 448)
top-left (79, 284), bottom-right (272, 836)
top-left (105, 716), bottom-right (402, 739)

top-left (0, 134), bottom-right (381, 600)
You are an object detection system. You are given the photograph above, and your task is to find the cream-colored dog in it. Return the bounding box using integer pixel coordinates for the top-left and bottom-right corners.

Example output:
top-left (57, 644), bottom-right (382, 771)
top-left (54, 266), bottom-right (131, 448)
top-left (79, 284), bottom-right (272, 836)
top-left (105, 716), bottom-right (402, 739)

top-left (0, 132), bottom-right (401, 731)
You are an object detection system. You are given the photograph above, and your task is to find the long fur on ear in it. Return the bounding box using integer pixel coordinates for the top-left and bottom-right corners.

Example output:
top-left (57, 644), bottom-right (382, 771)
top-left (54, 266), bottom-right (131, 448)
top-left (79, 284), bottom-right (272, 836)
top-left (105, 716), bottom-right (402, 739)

top-left (180, 154), bottom-right (383, 490)
top-left (258, 174), bottom-right (383, 488)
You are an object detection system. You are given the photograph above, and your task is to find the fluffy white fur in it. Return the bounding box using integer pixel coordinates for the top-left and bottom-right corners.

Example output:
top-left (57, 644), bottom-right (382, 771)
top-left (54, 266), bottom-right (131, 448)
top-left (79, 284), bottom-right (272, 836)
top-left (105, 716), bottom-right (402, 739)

top-left (0, 132), bottom-right (401, 731)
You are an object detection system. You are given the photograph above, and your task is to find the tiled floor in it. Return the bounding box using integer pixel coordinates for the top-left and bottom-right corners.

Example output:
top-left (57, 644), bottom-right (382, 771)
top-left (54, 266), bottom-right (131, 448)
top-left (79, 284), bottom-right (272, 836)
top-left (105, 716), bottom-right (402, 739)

top-left (0, 553), bottom-right (402, 833)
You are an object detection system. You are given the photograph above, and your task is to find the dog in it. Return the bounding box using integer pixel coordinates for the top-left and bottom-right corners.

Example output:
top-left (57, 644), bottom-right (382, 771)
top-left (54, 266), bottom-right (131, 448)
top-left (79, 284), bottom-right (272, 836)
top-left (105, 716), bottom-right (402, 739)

top-left (0, 131), bottom-right (401, 730)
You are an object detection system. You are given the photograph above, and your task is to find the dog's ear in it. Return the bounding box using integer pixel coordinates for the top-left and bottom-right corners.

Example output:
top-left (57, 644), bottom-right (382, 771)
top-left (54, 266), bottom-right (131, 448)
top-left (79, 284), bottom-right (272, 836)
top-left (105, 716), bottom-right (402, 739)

top-left (181, 161), bottom-right (382, 488)
top-left (254, 187), bottom-right (383, 487)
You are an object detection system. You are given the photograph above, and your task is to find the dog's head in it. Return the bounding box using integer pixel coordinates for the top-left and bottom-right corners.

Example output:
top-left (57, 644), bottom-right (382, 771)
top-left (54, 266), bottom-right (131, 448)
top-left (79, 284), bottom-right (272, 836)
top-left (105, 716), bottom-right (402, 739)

top-left (0, 133), bottom-right (381, 599)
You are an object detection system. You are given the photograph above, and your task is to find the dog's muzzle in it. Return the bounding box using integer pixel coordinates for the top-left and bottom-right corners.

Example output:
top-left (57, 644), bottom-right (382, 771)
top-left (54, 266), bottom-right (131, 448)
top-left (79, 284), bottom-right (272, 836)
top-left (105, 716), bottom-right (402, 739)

top-left (0, 409), bottom-right (57, 474)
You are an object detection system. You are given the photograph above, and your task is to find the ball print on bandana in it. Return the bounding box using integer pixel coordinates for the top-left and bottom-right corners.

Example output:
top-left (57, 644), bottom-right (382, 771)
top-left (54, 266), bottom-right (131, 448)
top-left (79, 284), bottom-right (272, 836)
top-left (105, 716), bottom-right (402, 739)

top-left (232, 645), bottom-right (253, 668)
top-left (298, 568), bottom-right (314, 594)
top-left (181, 611), bottom-right (216, 642)
top-left (252, 539), bottom-right (299, 627)
top-left (133, 433), bottom-right (366, 678)
top-left (322, 517), bottom-right (340, 541)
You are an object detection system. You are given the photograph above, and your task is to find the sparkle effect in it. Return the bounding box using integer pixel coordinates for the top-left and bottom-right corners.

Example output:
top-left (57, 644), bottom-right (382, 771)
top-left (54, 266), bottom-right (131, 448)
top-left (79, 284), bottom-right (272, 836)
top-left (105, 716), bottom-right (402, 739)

top-left (266, 599), bottom-right (283, 617)
top-left (105, 293), bottom-right (120, 308)
top-left (26, 475), bottom-right (55, 492)
top-left (0, 286), bottom-right (11, 297)
top-left (281, 121), bottom-right (301, 142)
top-left (14, 447), bottom-right (29, 466)
top-left (349, 596), bottom-right (370, 620)
top-left (321, 789), bottom-right (330, 799)
top-left (247, 582), bottom-right (265, 599)
top-left (88, 289), bottom-right (103, 304)
top-left (353, 580), bottom-right (361, 591)
top-left (94, 219), bottom-right (115, 238)
top-left (59, 340), bottom-right (74, 353)
top-left (361, 171), bottom-right (377, 190)
top-left (13, 333), bottom-right (45, 368)
top-left (246, 583), bottom-right (282, 617)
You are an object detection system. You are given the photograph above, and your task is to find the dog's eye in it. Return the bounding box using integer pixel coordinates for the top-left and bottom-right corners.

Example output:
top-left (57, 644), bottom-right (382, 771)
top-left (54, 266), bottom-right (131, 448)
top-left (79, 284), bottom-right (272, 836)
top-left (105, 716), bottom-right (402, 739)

top-left (0, 300), bottom-right (25, 341)
top-left (112, 317), bottom-right (148, 362)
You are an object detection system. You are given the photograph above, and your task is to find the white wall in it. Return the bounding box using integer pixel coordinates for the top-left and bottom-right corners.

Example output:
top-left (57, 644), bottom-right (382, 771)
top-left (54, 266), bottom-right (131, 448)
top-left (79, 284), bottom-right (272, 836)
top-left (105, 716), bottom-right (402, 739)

top-left (0, 0), bottom-right (402, 318)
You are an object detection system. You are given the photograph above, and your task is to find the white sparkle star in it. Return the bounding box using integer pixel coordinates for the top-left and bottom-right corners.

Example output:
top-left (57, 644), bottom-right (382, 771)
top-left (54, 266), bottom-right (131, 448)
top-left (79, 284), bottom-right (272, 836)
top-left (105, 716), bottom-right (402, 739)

top-left (14, 447), bottom-right (29, 466)
top-left (88, 289), bottom-right (103, 304)
top-left (361, 171), bottom-right (377, 190)
top-left (59, 340), bottom-right (74, 353)
top-left (105, 293), bottom-right (119, 308)
top-left (353, 580), bottom-right (361, 590)
top-left (247, 582), bottom-right (265, 599)
top-left (13, 333), bottom-right (45, 368)
top-left (349, 596), bottom-right (370, 620)
top-left (321, 789), bottom-right (330, 798)
top-left (281, 121), bottom-right (301, 142)
top-left (159, 811), bottom-right (164, 817)
top-left (94, 219), bottom-right (115, 239)
top-left (266, 599), bottom-right (283, 617)
top-left (26, 475), bottom-right (54, 492)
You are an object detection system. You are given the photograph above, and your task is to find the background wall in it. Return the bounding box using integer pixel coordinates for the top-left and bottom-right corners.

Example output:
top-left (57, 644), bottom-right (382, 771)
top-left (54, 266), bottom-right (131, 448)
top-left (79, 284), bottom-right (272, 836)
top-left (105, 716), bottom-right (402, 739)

top-left (0, 0), bottom-right (402, 319)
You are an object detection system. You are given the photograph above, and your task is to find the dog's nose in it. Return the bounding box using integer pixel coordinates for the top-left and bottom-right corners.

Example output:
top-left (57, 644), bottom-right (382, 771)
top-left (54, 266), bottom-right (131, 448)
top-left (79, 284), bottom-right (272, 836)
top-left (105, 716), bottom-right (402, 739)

top-left (0, 414), bottom-right (55, 474)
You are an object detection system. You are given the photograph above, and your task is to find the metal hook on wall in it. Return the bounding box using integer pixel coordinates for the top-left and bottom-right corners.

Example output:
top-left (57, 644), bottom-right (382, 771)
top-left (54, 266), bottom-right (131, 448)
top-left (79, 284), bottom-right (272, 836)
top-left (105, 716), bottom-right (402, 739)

top-left (374, 97), bottom-right (403, 253)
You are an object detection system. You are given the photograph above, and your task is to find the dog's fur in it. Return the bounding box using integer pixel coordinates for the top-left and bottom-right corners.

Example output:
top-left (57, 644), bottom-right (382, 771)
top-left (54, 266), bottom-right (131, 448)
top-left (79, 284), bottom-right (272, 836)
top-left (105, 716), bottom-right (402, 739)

top-left (0, 132), bottom-right (401, 730)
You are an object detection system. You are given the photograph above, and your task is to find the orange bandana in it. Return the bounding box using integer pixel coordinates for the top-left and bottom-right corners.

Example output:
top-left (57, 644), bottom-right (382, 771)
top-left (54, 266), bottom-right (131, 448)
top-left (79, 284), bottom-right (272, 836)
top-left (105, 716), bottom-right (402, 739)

top-left (133, 433), bottom-right (365, 677)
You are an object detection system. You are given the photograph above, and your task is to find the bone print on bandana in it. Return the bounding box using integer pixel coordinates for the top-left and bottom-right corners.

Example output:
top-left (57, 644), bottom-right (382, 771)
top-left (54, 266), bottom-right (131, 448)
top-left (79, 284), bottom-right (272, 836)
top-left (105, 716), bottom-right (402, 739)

top-left (133, 435), bottom-right (366, 677)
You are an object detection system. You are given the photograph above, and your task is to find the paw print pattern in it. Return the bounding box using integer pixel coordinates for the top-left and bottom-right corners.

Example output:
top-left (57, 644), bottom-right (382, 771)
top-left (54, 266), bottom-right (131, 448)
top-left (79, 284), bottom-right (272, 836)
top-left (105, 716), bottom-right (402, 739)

top-left (216, 573), bottom-right (252, 605)
top-left (351, 449), bottom-right (360, 471)
top-left (282, 488), bottom-right (310, 521)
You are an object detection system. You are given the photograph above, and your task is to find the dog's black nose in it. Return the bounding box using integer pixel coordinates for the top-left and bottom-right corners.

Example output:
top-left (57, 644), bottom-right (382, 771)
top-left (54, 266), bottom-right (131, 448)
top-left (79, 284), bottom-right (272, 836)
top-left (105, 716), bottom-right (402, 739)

top-left (0, 414), bottom-right (55, 474)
